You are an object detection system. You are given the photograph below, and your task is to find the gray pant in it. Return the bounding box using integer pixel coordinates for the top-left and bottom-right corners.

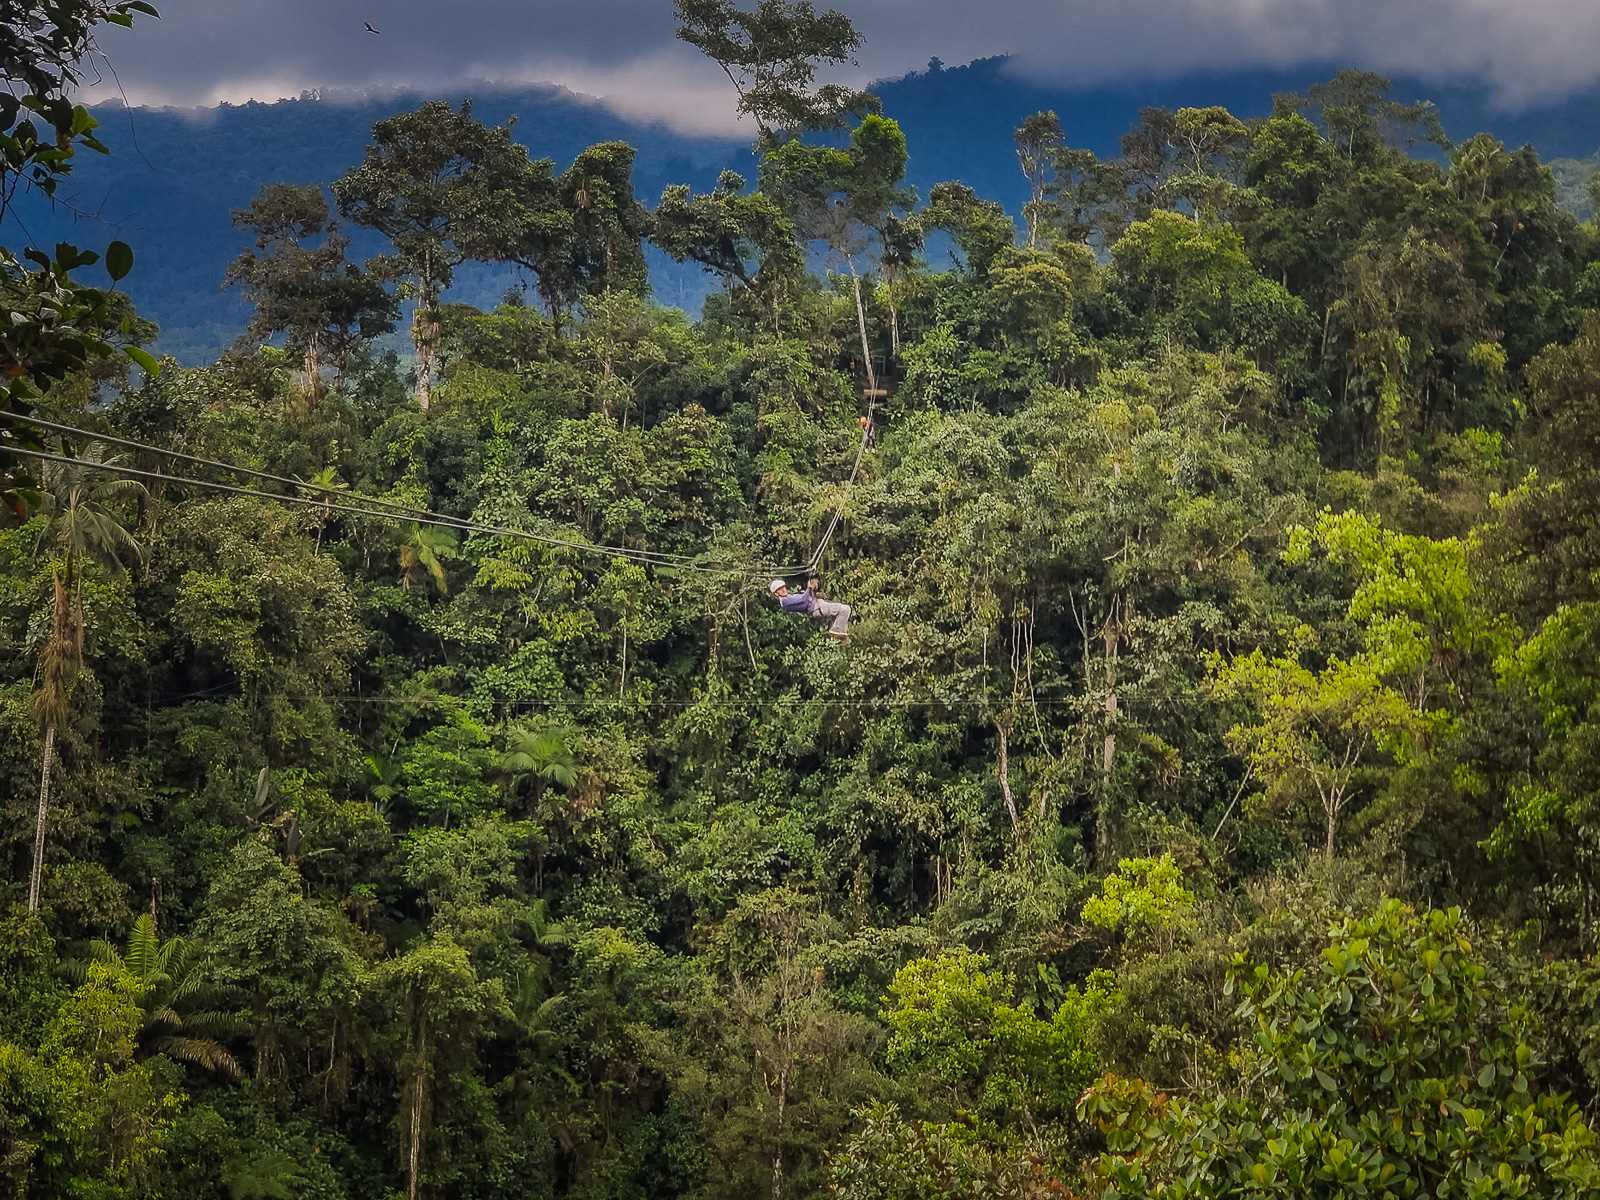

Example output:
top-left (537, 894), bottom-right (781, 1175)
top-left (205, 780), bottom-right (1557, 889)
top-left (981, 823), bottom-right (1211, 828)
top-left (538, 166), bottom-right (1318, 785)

top-left (814, 598), bottom-right (851, 637)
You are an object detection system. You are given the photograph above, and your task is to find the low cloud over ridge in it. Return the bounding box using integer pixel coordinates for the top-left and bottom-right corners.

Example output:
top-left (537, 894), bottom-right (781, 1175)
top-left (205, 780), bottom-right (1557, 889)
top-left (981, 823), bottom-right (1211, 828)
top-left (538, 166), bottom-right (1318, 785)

top-left (86, 0), bottom-right (1600, 129)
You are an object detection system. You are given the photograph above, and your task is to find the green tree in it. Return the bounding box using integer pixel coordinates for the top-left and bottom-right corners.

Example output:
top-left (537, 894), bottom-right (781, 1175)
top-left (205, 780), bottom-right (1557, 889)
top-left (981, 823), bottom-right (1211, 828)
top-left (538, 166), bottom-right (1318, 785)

top-left (397, 522), bottom-right (458, 594)
top-left (1211, 631), bottom-right (1414, 859)
top-left (673, 0), bottom-right (878, 141)
top-left (668, 898), bottom-right (886, 1200)
top-left (499, 725), bottom-right (577, 808)
top-left (73, 913), bottom-right (244, 1078)
top-left (1080, 902), bottom-right (1600, 1198)
top-left (830, 1102), bottom-right (1070, 1200)
top-left (918, 182), bottom-right (1016, 276)
top-left (332, 99), bottom-right (537, 411)
top-left (883, 950), bottom-right (1117, 1136)
top-left (223, 182), bottom-right (397, 390)
top-left (473, 141), bottom-right (653, 319)
top-left (1080, 855), bottom-right (1193, 938)
top-left (0, 960), bottom-right (184, 1198)
top-left (1278, 69), bottom-right (1448, 164)
top-left (556, 141), bottom-right (653, 306)
top-left (763, 114), bottom-right (915, 389)
top-left (370, 938), bottom-right (508, 1200)
top-left (28, 442), bottom-right (141, 911)
top-left (1014, 111), bottom-right (1063, 251)
top-left (653, 168), bottom-right (798, 289)
top-left (195, 842), bottom-right (367, 1089)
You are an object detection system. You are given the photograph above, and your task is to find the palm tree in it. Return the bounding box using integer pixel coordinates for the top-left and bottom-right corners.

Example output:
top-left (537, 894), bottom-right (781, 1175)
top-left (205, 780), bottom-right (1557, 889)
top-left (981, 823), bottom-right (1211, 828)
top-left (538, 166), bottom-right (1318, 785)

top-left (510, 899), bottom-right (567, 1034)
top-left (397, 522), bottom-right (457, 594)
top-left (221, 1148), bottom-right (306, 1200)
top-left (29, 442), bottom-right (142, 911)
top-left (297, 465), bottom-right (347, 553)
top-left (501, 725), bottom-right (578, 892)
top-left (68, 913), bottom-right (245, 1077)
top-left (363, 751), bottom-right (402, 818)
top-left (499, 725), bottom-right (578, 808)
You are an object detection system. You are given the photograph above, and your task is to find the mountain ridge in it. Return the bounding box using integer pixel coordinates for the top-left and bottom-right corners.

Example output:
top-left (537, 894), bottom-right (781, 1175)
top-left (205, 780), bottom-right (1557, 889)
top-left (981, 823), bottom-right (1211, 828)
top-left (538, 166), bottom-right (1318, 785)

top-left (21, 56), bottom-right (1600, 363)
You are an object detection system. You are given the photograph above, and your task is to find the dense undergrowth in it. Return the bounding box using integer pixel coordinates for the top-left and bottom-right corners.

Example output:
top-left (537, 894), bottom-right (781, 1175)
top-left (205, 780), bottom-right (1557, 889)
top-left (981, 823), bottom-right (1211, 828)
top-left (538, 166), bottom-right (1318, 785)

top-left (8, 5), bottom-right (1600, 1195)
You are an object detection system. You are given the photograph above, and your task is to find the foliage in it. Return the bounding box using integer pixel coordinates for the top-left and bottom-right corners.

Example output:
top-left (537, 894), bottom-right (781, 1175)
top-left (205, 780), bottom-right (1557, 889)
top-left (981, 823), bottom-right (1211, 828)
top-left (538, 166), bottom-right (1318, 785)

top-left (3, 8), bottom-right (1600, 1197)
top-left (224, 182), bottom-right (397, 384)
top-left (883, 950), bottom-right (1118, 1135)
top-left (1080, 856), bottom-right (1192, 934)
top-left (830, 1102), bottom-right (1072, 1200)
top-left (672, 0), bottom-right (879, 140)
top-left (1081, 902), bottom-right (1600, 1198)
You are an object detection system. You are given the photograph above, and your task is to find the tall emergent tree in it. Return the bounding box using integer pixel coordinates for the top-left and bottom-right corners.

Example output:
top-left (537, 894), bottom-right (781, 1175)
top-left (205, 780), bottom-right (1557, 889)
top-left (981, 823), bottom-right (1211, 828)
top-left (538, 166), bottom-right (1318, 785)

top-left (481, 141), bottom-right (652, 318)
top-left (673, 0), bottom-right (879, 143)
top-left (763, 115), bottom-right (914, 389)
top-left (1014, 110), bottom-right (1063, 250)
top-left (29, 443), bottom-right (141, 911)
top-left (224, 182), bottom-right (397, 390)
top-left (332, 99), bottom-right (539, 412)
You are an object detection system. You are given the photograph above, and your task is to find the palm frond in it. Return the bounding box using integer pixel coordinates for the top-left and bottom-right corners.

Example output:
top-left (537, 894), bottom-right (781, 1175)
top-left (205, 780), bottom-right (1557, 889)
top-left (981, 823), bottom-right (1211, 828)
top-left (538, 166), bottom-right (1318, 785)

top-left (149, 1003), bottom-right (185, 1029)
top-left (123, 914), bottom-right (167, 982)
top-left (178, 1007), bottom-right (250, 1039)
top-left (88, 476), bottom-right (146, 505)
top-left (151, 1034), bottom-right (243, 1079)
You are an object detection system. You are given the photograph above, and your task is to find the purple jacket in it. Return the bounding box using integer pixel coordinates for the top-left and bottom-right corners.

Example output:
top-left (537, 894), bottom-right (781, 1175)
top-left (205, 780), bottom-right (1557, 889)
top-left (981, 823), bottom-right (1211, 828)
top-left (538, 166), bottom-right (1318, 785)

top-left (779, 587), bottom-right (817, 615)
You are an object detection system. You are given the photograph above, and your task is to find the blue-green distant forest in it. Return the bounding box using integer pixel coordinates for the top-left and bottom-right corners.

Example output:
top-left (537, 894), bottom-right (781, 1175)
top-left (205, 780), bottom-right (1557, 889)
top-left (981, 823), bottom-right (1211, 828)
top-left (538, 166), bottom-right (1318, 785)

top-left (13, 1), bottom-right (1600, 1198)
top-left (18, 55), bottom-right (1600, 363)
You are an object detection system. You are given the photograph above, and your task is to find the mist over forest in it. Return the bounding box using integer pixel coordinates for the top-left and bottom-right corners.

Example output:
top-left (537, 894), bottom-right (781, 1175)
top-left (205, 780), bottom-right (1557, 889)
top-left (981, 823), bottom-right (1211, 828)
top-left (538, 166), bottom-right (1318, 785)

top-left (21, 55), bottom-right (1600, 363)
top-left (10, 2), bottom-right (1600, 1199)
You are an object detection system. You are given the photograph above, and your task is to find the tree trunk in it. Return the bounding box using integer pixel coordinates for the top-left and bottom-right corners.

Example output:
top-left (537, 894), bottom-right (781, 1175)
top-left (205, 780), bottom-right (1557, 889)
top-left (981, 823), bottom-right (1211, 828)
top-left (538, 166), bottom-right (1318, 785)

top-left (1099, 607), bottom-right (1120, 856)
top-left (884, 263), bottom-right (901, 360)
top-left (845, 258), bottom-right (877, 395)
top-left (771, 1061), bottom-right (787, 1200)
top-left (407, 1073), bottom-right (424, 1200)
top-left (303, 331), bottom-right (321, 405)
top-left (414, 255), bottom-right (436, 414)
top-left (1324, 787), bottom-right (1340, 862)
top-left (28, 723), bottom-right (55, 912)
top-left (996, 720), bottom-right (1019, 833)
top-left (407, 1016), bottom-right (427, 1200)
top-left (414, 314), bottom-right (432, 414)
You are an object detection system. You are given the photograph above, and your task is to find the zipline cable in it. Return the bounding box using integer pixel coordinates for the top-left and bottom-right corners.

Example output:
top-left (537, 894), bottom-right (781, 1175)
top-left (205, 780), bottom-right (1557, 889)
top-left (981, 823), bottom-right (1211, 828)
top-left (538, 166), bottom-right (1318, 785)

top-left (2, 407), bottom-right (877, 582)
top-left (3, 445), bottom-right (739, 572)
top-left (194, 694), bottom-right (1077, 709)
top-left (0, 411), bottom-right (707, 569)
top-left (796, 385), bottom-right (878, 577)
top-left (1, 410), bottom-right (444, 523)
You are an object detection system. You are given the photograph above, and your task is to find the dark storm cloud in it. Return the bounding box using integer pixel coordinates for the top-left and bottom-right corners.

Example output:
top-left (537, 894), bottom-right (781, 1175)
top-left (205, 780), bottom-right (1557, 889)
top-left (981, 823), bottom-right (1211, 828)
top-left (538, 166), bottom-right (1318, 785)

top-left (87, 0), bottom-right (1600, 130)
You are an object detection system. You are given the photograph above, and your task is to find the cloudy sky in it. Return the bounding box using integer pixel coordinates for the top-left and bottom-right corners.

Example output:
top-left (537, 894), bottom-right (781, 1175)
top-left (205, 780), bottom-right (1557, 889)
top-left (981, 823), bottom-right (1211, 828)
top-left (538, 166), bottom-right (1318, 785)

top-left (87, 0), bottom-right (1600, 135)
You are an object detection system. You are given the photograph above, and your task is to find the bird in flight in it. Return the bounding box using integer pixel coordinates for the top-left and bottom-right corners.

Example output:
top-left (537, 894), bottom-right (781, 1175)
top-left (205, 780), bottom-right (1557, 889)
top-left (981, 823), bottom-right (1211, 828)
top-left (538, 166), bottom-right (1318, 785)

top-left (364, 22), bottom-right (380, 33)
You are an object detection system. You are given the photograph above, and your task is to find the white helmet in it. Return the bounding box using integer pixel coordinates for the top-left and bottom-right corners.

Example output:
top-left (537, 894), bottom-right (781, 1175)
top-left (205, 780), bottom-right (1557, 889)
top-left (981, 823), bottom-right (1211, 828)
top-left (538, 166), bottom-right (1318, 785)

top-left (768, 578), bottom-right (787, 594)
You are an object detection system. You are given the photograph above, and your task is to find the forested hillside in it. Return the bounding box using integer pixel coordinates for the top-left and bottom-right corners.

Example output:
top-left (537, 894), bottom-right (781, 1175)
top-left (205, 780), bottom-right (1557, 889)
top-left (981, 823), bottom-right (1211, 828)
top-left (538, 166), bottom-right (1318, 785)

top-left (19, 56), bottom-right (1600, 366)
top-left (9, 2), bottom-right (1600, 1198)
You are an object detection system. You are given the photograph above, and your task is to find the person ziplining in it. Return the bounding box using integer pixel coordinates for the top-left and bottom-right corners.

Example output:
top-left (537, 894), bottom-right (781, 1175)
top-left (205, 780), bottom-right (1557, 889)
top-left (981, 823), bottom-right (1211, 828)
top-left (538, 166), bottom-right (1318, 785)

top-left (769, 577), bottom-right (851, 641)
top-left (758, 381), bottom-right (879, 643)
